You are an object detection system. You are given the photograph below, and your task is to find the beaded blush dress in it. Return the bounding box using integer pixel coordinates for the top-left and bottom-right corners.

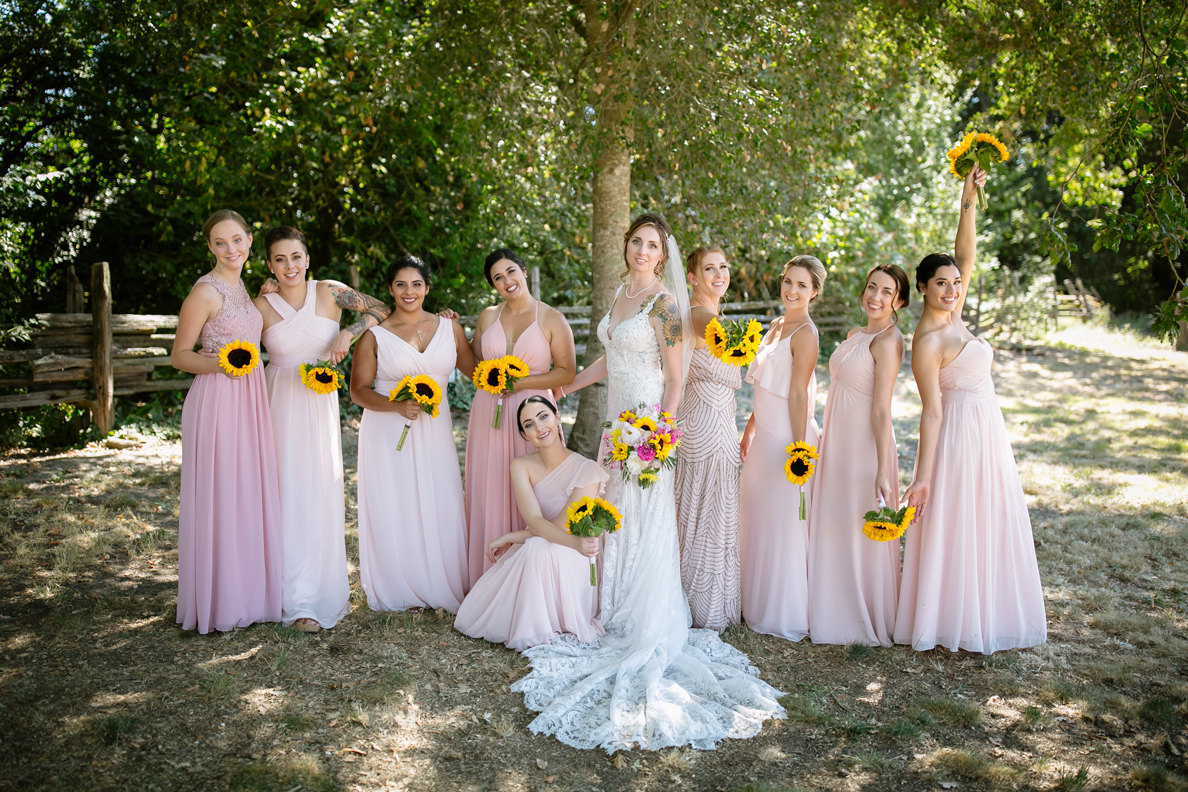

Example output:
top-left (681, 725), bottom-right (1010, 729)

top-left (177, 274), bottom-right (282, 633)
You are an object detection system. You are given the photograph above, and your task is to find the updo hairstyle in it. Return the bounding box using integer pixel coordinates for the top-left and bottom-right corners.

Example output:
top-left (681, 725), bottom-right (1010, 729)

top-left (915, 253), bottom-right (959, 293)
top-left (685, 245), bottom-right (725, 275)
top-left (202, 210), bottom-right (250, 241)
top-left (385, 255), bottom-right (432, 287)
top-left (483, 248), bottom-right (526, 286)
top-left (780, 254), bottom-right (827, 303)
top-left (621, 213), bottom-right (674, 280)
top-left (516, 395), bottom-right (559, 438)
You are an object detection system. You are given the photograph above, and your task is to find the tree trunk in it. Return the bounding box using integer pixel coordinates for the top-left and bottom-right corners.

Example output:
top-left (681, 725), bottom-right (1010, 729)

top-left (568, 2), bottom-right (636, 458)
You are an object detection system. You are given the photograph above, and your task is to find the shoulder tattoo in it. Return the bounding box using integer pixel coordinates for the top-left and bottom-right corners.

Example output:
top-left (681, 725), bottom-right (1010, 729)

top-left (648, 294), bottom-right (683, 347)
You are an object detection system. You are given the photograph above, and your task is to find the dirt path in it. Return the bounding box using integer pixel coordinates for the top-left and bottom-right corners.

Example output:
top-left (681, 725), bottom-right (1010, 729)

top-left (1, 325), bottom-right (1186, 792)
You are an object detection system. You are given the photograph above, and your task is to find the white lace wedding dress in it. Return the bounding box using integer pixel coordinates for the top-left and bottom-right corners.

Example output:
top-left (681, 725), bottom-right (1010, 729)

top-left (510, 294), bottom-right (785, 752)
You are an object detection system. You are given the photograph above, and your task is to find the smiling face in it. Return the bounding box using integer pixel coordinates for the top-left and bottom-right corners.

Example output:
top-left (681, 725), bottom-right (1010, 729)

top-left (920, 264), bottom-right (962, 313)
top-left (268, 239), bottom-right (309, 286)
top-left (207, 219), bottom-right (252, 271)
top-left (863, 269), bottom-right (904, 322)
top-left (780, 264), bottom-right (819, 314)
top-left (518, 401), bottom-right (561, 448)
top-left (624, 225), bottom-right (665, 279)
top-left (489, 258), bottom-right (528, 300)
top-left (688, 251), bottom-right (729, 299)
top-left (389, 266), bottom-right (428, 312)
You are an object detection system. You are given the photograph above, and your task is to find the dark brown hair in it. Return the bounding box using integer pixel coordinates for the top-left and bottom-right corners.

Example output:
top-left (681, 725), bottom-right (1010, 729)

top-left (264, 226), bottom-right (306, 259)
top-left (915, 253), bottom-right (959, 292)
top-left (865, 263), bottom-right (910, 319)
top-left (516, 395), bottom-right (559, 438)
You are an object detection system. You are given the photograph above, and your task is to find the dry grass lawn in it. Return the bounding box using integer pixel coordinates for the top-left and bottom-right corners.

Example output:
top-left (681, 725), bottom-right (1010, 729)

top-left (1, 322), bottom-right (1186, 791)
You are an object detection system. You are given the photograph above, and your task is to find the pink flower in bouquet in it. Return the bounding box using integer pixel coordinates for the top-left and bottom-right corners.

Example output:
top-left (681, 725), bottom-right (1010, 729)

top-left (636, 442), bottom-right (656, 463)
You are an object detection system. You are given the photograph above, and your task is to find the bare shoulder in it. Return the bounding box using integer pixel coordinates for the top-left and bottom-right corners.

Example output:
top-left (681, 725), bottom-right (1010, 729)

top-left (871, 326), bottom-right (905, 360)
top-left (475, 304), bottom-right (501, 331)
top-left (789, 321), bottom-right (820, 352)
top-left (511, 451), bottom-right (544, 479)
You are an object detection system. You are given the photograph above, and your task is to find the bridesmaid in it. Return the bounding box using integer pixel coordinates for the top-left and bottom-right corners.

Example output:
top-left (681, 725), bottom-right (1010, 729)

top-left (171, 210), bottom-right (281, 633)
top-left (350, 256), bottom-right (478, 613)
top-left (254, 225), bottom-right (391, 633)
top-left (455, 396), bottom-right (606, 650)
top-left (895, 166), bottom-right (1046, 654)
top-left (807, 264), bottom-right (908, 646)
top-left (738, 255), bottom-right (825, 640)
top-left (465, 249), bottom-right (576, 589)
top-left (674, 246), bottom-right (742, 631)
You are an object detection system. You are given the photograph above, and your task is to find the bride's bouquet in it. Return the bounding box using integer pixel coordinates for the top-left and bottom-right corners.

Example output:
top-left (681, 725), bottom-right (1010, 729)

top-left (600, 404), bottom-right (682, 489)
top-left (565, 496), bottom-right (622, 585)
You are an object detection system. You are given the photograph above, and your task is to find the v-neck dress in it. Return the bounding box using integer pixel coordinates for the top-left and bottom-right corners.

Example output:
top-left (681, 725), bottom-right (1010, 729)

top-left (356, 318), bottom-right (467, 612)
top-left (261, 282), bottom-right (351, 629)
top-left (464, 303), bottom-right (555, 589)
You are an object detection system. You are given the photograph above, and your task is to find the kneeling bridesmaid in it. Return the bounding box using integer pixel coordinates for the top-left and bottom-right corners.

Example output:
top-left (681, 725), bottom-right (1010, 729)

top-left (455, 396), bottom-right (607, 651)
top-left (350, 256), bottom-right (477, 613)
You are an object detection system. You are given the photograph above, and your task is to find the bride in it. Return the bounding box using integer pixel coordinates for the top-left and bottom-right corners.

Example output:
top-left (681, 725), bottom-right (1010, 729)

top-left (512, 213), bottom-right (785, 752)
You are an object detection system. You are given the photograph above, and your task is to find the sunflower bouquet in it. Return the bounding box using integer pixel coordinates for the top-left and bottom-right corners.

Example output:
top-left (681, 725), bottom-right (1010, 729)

top-left (217, 340), bottom-right (260, 378)
top-left (599, 404), bottom-right (683, 489)
top-left (565, 496), bottom-right (623, 585)
top-left (472, 354), bottom-right (530, 428)
top-left (861, 501), bottom-right (916, 543)
top-left (784, 441), bottom-right (819, 520)
top-left (387, 374), bottom-right (443, 451)
top-left (299, 360), bottom-right (341, 395)
top-left (705, 317), bottom-right (764, 367)
top-left (946, 131), bottom-right (1010, 210)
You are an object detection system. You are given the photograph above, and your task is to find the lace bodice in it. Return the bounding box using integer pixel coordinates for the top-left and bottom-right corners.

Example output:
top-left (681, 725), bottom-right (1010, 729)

top-left (596, 292), bottom-right (665, 414)
top-left (197, 274), bottom-right (262, 351)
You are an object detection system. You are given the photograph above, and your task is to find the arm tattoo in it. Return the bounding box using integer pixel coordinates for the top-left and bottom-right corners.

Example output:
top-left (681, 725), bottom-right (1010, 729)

top-left (962, 198), bottom-right (973, 213)
top-left (648, 294), bottom-right (683, 347)
top-left (331, 285), bottom-right (391, 337)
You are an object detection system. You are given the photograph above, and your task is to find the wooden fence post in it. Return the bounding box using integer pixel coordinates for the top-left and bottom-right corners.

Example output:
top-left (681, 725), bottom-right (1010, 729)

top-left (91, 262), bottom-right (114, 435)
top-left (67, 266), bottom-right (86, 313)
top-left (531, 265), bottom-right (541, 300)
top-left (348, 265), bottom-right (360, 292)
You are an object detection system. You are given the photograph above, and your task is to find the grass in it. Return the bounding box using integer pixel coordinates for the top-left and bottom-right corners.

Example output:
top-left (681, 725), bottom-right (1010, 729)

top-left (1131, 763), bottom-right (1188, 791)
top-left (97, 713), bottom-right (139, 745)
top-left (915, 696), bottom-right (982, 726)
top-left (1055, 763), bottom-right (1092, 791)
top-left (228, 758), bottom-right (337, 792)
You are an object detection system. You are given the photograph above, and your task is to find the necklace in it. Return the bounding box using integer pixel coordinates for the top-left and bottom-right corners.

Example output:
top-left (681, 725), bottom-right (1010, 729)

top-left (625, 277), bottom-right (658, 299)
top-left (393, 310), bottom-right (430, 347)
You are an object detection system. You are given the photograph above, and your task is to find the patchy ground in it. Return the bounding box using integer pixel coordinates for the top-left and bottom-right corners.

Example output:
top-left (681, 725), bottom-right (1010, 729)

top-left (1, 323), bottom-right (1187, 792)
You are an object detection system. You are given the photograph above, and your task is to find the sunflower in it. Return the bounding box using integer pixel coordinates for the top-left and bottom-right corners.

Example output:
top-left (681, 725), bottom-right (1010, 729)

top-left (410, 374), bottom-right (442, 418)
top-left (618, 409), bottom-right (637, 423)
top-left (472, 359), bottom-right (508, 395)
top-left (650, 432), bottom-right (675, 461)
top-left (783, 454), bottom-right (815, 487)
top-left (862, 520), bottom-right (905, 542)
top-left (217, 340), bottom-right (259, 377)
top-left (566, 497), bottom-right (595, 527)
top-left (946, 130), bottom-right (1010, 209)
top-left (633, 416), bottom-right (659, 435)
top-left (861, 504), bottom-right (916, 542)
top-left (502, 355), bottom-right (530, 378)
top-left (611, 442), bottom-right (630, 462)
top-left (300, 360), bottom-right (341, 395)
top-left (724, 343), bottom-right (753, 365)
top-left (565, 496), bottom-right (622, 584)
top-left (705, 318), bottom-right (728, 357)
top-left (744, 319), bottom-right (764, 349)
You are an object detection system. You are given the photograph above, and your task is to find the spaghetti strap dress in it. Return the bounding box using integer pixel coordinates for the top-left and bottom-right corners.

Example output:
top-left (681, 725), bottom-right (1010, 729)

top-left (261, 282), bottom-right (351, 629)
top-left (738, 323), bottom-right (819, 641)
top-left (807, 329), bottom-right (900, 646)
top-left (455, 453), bottom-right (608, 651)
top-left (464, 303), bottom-right (555, 588)
top-left (177, 274), bottom-right (282, 633)
top-left (893, 338), bottom-right (1047, 654)
top-left (356, 318), bottom-right (468, 612)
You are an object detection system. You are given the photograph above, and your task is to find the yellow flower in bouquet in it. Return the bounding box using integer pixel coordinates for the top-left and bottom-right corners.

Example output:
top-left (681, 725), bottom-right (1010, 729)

top-left (388, 374), bottom-right (443, 451)
top-left (565, 496), bottom-right (623, 585)
top-left (650, 432), bottom-right (676, 462)
top-left (633, 415), bottom-right (659, 434)
top-left (299, 360), bottom-right (341, 395)
top-left (618, 409), bottom-right (638, 423)
top-left (610, 441), bottom-right (630, 462)
top-left (217, 340), bottom-right (260, 377)
top-left (472, 354), bottom-right (530, 428)
top-left (784, 441), bottom-right (819, 520)
top-left (946, 131), bottom-right (1010, 210)
top-left (861, 504), bottom-right (916, 543)
top-left (705, 317), bottom-right (763, 367)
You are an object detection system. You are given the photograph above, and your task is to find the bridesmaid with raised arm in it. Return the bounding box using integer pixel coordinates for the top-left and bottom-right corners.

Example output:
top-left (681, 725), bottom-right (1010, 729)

top-left (465, 249), bottom-right (576, 589)
top-left (895, 166), bottom-right (1046, 654)
top-left (455, 396), bottom-right (607, 650)
top-left (807, 264), bottom-right (909, 646)
top-left (350, 256), bottom-right (478, 613)
top-left (171, 210), bottom-right (281, 633)
top-left (674, 246), bottom-right (742, 631)
top-left (253, 226), bottom-right (391, 633)
top-left (738, 255), bottom-right (825, 641)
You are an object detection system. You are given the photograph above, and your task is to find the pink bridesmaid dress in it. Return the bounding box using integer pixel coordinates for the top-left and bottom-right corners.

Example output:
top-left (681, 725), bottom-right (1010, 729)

top-left (807, 329), bottom-right (900, 646)
top-left (357, 318), bottom-right (468, 612)
top-left (464, 303), bottom-right (555, 588)
top-left (894, 338), bottom-right (1046, 654)
top-left (177, 274), bottom-right (282, 633)
top-left (454, 453), bottom-right (608, 651)
top-left (738, 324), bottom-right (819, 640)
top-left (261, 282), bottom-right (351, 629)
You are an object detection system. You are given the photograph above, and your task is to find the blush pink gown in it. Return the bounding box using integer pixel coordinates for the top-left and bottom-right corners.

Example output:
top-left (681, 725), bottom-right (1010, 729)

top-left (177, 274), bottom-right (282, 633)
top-left (261, 283), bottom-right (351, 629)
top-left (454, 453), bottom-right (607, 651)
top-left (807, 329), bottom-right (901, 646)
top-left (356, 319), bottom-right (468, 613)
top-left (738, 323), bottom-right (819, 641)
top-left (464, 303), bottom-right (555, 589)
top-left (894, 338), bottom-right (1047, 654)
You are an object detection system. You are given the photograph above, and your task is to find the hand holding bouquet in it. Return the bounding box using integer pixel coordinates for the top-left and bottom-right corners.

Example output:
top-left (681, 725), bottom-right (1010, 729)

top-left (299, 360), bottom-right (341, 394)
top-left (862, 499), bottom-right (916, 543)
top-left (600, 404), bottom-right (682, 489)
top-left (473, 355), bottom-right (530, 428)
top-left (388, 374), bottom-right (443, 451)
top-left (565, 496), bottom-right (622, 585)
top-left (946, 131), bottom-right (1008, 210)
top-left (705, 318), bottom-right (764, 367)
top-left (217, 340), bottom-right (260, 378)
top-left (783, 441), bottom-right (818, 520)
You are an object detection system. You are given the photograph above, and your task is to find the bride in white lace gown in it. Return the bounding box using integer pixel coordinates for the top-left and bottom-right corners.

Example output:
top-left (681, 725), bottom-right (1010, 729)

top-left (511, 214), bottom-right (784, 752)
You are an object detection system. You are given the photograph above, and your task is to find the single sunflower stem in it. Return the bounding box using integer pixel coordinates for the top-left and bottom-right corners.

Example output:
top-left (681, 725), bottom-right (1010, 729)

top-left (589, 561), bottom-right (597, 587)
top-left (977, 184), bottom-right (989, 212)
top-left (492, 398), bottom-right (503, 429)
top-left (799, 488), bottom-right (806, 521)
top-left (397, 422), bottom-right (410, 451)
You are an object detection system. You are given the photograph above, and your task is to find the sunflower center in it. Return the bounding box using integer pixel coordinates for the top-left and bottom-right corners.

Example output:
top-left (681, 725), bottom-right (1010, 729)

top-left (415, 383), bottom-right (435, 398)
top-left (227, 349), bottom-right (252, 368)
top-left (789, 458), bottom-right (810, 476)
top-left (315, 370), bottom-right (334, 384)
top-left (485, 369), bottom-right (502, 387)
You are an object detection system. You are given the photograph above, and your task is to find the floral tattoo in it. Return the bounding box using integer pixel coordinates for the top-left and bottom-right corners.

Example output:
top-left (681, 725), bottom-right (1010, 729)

top-left (648, 294), bottom-right (683, 347)
top-left (330, 285), bottom-right (391, 337)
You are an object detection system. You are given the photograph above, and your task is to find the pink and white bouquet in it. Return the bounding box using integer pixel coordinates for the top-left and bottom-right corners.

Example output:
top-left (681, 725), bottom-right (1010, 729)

top-left (599, 403), bottom-right (683, 489)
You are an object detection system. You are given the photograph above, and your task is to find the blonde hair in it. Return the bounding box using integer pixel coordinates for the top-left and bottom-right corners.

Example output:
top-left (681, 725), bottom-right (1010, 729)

top-left (621, 213), bottom-right (674, 280)
top-left (685, 245), bottom-right (725, 275)
top-left (202, 210), bottom-right (251, 241)
top-left (781, 254), bottom-right (827, 303)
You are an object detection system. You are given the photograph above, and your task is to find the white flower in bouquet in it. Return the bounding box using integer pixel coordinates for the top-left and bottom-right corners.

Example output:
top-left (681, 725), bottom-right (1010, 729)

top-left (626, 457), bottom-right (645, 476)
top-left (619, 423), bottom-right (645, 447)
